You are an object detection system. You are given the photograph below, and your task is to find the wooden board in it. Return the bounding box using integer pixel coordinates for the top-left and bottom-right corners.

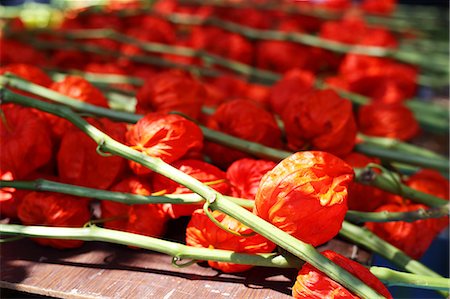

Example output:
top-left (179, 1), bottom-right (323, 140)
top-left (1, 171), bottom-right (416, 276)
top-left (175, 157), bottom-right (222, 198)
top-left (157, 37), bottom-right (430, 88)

top-left (0, 219), bottom-right (371, 299)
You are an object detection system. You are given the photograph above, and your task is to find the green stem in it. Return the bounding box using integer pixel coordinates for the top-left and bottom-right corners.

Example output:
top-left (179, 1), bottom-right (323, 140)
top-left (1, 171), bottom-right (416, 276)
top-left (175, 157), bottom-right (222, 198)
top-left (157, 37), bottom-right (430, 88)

top-left (345, 204), bottom-right (449, 224)
top-left (12, 34), bottom-right (221, 79)
top-left (0, 224), bottom-right (301, 269)
top-left (1, 87), bottom-right (386, 299)
top-left (418, 75), bottom-right (450, 88)
top-left (357, 134), bottom-right (448, 161)
top-left (400, 39), bottom-right (449, 56)
top-left (0, 179), bottom-right (254, 208)
top-left (370, 267), bottom-right (450, 291)
top-left (405, 99), bottom-right (450, 120)
top-left (355, 143), bottom-right (448, 173)
top-left (354, 167), bottom-right (448, 208)
top-left (47, 68), bottom-right (145, 87)
top-left (1, 74), bottom-right (141, 123)
top-left (340, 221), bottom-right (448, 297)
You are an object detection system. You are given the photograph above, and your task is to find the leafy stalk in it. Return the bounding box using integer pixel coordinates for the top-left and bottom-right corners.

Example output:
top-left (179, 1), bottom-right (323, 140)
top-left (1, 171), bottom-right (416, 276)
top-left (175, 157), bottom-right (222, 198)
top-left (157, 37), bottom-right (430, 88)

top-left (1, 86), bottom-right (387, 299)
top-left (0, 179), bottom-right (254, 208)
top-left (353, 167), bottom-right (448, 208)
top-left (370, 267), bottom-right (450, 291)
top-left (346, 204), bottom-right (449, 224)
top-left (0, 224), bottom-right (300, 269)
top-left (356, 134), bottom-right (448, 161)
top-left (354, 143), bottom-right (448, 173)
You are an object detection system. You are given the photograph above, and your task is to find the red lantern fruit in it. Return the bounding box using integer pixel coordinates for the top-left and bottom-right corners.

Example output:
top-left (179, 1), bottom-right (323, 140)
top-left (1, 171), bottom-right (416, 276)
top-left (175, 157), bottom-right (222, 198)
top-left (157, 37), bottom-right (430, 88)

top-left (293, 250), bottom-right (392, 298)
top-left (256, 41), bottom-right (317, 74)
top-left (269, 69), bottom-right (315, 115)
top-left (205, 99), bottom-right (282, 168)
top-left (0, 64), bottom-right (52, 87)
top-left (362, 0), bottom-right (397, 15)
top-left (50, 75), bottom-right (109, 108)
top-left (57, 118), bottom-right (126, 189)
top-left (358, 103), bottom-right (420, 141)
top-left (101, 177), bottom-right (167, 238)
top-left (186, 209), bottom-right (276, 273)
top-left (343, 153), bottom-right (389, 212)
top-left (0, 170), bottom-right (20, 219)
top-left (406, 169), bottom-right (449, 201)
top-left (47, 75), bottom-right (110, 138)
top-left (0, 39), bottom-right (47, 66)
top-left (254, 151), bottom-right (354, 246)
top-left (136, 70), bottom-right (204, 119)
top-left (319, 17), bottom-right (397, 48)
top-left (226, 158), bottom-right (276, 200)
top-left (126, 113), bottom-right (203, 175)
top-left (404, 169), bottom-right (449, 232)
top-left (189, 27), bottom-right (253, 65)
top-left (337, 54), bottom-right (418, 104)
top-left (1, 104), bottom-right (53, 178)
top-left (152, 159), bottom-right (230, 218)
top-left (18, 191), bottom-right (90, 249)
top-left (282, 89), bottom-right (357, 156)
top-left (366, 202), bottom-right (442, 259)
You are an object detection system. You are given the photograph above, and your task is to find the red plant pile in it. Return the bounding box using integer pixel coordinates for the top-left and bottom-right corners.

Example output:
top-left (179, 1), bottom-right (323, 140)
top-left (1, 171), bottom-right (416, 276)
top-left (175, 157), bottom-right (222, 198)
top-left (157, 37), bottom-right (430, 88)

top-left (1, 0), bottom-right (448, 298)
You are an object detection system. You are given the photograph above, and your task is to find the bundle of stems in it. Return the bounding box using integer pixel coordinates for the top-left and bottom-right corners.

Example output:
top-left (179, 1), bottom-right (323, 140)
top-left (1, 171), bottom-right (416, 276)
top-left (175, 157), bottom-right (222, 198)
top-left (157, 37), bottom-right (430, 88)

top-left (0, 223), bottom-right (448, 293)
top-left (1, 77), bottom-right (448, 209)
top-left (2, 74), bottom-right (448, 174)
top-left (176, 0), bottom-right (447, 34)
top-left (0, 85), bottom-right (387, 299)
top-left (47, 65), bottom-right (449, 135)
top-left (19, 25), bottom-right (448, 92)
top-left (0, 174), bottom-right (448, 296)
top-left (13, 12), bottom-right (450, 104)
top-left (1, 224), bottom-right (448, 292)
top-left (0, 178), bottom-right (447, 226)
top-left (76, 6), bottom-right (449, 74)
top-left (8, 28), bottom-right (448, 133)
top-left (157, 12), bottom-right (449, 73)
top-left (1, 83), bottom-right (449, 297)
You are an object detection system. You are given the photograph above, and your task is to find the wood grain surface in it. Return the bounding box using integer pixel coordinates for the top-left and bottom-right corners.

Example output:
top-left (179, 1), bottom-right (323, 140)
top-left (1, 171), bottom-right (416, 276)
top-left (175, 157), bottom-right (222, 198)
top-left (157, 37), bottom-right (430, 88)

top-left (0, 218), bottom-right (371, 299)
